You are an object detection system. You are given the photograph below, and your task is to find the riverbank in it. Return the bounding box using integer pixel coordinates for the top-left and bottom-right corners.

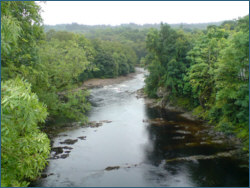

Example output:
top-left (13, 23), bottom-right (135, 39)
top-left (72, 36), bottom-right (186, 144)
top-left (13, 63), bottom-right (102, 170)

top-left (136, 88), bottom-right (248, 161)
top-left (136, 88), bottom-right (200, 120)
top-left (44, 68), bottom-right (145, 138)
top-left (82, 71), bottom-right (140, 89)
top-left (52, 68), bottom-right (142, 131)
top-left (58, 68), bottom-right (144, 97)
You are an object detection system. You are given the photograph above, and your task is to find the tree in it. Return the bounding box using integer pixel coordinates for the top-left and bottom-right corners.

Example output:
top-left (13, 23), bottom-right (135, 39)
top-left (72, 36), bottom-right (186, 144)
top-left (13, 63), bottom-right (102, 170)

top-left (144, 16), bottom-right (249, 151)
top-left (145, 24), bottom-right (192, 99)
top-left (1, 78), bottom-right (50, 187)
top-left (215, 22), bottom-right (249, 150)
top-left (1, 1), bottom-right (44, 69)
top-left (186, 26), bottom-right (228, 110)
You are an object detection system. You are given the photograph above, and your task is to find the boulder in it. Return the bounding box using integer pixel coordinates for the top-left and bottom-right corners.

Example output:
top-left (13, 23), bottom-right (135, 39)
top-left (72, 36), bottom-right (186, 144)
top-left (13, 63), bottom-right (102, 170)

top-left (60, 139), bottom-right (78, 145)
top-left (105, 166), bottom-right (120, 171)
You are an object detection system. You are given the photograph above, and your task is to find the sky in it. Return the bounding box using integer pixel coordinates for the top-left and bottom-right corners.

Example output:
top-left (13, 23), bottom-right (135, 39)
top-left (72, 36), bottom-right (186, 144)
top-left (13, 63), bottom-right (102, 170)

top-left (38, 1), bottom-right (249, 26)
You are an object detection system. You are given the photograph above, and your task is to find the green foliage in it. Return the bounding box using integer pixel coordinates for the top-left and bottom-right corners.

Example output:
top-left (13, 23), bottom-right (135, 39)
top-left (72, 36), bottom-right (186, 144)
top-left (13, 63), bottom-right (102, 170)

top-left (1, 15), bottom-right (21, 57)
top-left (1, 1), bottom-right (44, 68)
top-left (145, 24), bottom-right (192, 98)
top-left (1, 78), bottom-right (50, 187)
top-left (60, 90), bottom-right (91, 122)
top-left (145, 16), bottom-right (249, 151)
top-left (2, 5), bottom-right (249, 187)
top-left (175, 97), bottom-right (194, 111)
top-left (44, 23), bottom-right (151, 64)
top-left (214, 22), bottom-right (249, 148)
top-left (1, 3), bottom-right (94, 185)
top-left (145, 59), bottom-right (164, 98)
top-left (186, 26), bottom-right (228, 109)
top-left (90, 39), bottom-right (136, 78)
top-left (1, 0), bottom-right (138, 123)
top-left (33, 32), bottom-right (92, 120)
top-left (39, 38), bottom-right (89, 90)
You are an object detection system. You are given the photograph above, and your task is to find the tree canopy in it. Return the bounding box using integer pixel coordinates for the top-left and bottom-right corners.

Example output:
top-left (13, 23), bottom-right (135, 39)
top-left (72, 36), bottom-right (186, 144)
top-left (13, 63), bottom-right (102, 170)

top-left (144, 15), bottom-right (249, 151)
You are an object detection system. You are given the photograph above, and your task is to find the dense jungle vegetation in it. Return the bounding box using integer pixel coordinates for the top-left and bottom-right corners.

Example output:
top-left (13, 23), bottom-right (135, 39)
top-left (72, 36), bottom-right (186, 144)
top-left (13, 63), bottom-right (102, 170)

top-left (1, 1), bottom-right (249, 187)
top-left (144, 15), bottom-right (249, 152)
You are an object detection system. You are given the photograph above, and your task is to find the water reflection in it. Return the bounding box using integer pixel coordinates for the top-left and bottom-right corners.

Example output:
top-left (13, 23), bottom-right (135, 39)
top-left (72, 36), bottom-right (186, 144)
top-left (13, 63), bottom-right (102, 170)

top-left (142, 107), bottom-right (249, 187)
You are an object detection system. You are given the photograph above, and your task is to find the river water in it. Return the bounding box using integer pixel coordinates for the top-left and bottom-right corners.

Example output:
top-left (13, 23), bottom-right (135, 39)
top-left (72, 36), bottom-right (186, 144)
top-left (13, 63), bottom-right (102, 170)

top-left (33, 68), bottom-right (248, 187)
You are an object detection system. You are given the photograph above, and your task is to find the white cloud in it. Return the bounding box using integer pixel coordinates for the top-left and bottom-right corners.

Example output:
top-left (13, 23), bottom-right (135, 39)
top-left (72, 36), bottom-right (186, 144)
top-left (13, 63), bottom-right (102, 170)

top-left (38, 1), bottom-right (249, 25)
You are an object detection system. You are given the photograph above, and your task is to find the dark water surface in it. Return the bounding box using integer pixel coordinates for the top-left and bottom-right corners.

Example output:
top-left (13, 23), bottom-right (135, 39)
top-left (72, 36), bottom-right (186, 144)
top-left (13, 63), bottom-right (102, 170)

top-left (33, 68), bottom-right (248, 187)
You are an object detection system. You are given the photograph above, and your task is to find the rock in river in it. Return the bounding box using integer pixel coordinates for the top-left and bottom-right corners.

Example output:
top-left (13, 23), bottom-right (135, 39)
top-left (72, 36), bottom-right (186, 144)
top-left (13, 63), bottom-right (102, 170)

top-left (51, 147), bottom-right (64, 155)
top-left (78, 136), bottom-right (86, 140)
top-left (88, 121), bottom-right (103, 128)
top-left (60, 139), bottom-right (78, 145)
top-left (60, 154), bottom-right (69, 159)
top-left (105, 166), bottom-right (120, 171)
top-left (100, 120), bottom-right (112, 123)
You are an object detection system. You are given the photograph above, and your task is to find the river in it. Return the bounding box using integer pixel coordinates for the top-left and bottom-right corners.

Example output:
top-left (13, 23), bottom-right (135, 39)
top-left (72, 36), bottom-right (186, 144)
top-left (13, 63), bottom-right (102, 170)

top-left (32, 68), bottom-right (248, 187)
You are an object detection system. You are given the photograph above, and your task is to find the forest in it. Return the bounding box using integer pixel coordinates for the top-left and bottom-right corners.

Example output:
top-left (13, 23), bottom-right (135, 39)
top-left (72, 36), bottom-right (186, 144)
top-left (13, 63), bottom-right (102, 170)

top-left (144, 16), bottom-right (249, 152)
top-left (1, 1), bottom-right (249, 187)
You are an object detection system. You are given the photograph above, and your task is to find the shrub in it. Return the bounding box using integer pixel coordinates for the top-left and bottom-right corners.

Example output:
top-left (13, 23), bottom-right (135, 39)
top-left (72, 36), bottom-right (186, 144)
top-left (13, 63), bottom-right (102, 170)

top-left (1, 78), bottom-right (50, 187)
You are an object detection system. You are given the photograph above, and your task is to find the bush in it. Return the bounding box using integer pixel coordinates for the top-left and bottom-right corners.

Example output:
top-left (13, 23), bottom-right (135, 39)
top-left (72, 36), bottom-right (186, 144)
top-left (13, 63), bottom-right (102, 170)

top-left (1, 78), bottom-right (50, 187)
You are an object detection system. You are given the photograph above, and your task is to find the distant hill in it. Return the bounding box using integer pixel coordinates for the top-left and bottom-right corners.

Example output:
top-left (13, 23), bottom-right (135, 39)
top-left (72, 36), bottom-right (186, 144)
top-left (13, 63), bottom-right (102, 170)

top-left (43, 21), bottom-right (224, 33)
top-left (42, 21), bottom-right (225, 63)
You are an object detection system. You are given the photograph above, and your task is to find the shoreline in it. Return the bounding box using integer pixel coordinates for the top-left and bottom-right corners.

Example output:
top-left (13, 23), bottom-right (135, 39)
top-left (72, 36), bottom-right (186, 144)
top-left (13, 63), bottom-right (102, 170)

top-left (82, 67), bottom-right (144, 89)
top-left (46, 68), bottom-right (145, 136)
top-left (136, 88), bottom-right (247, 158)
top-left (58, 68), bottom-right (144, 96)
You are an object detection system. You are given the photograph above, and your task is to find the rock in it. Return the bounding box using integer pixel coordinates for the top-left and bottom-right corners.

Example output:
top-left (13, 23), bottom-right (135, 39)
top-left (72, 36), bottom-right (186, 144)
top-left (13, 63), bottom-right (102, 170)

top-left (200, 142), bottom-right (209, 145)
top-left (201, 137), bottom-right (209, 141)
top-left (58, 134), bottom-right (68, 137)
top-left (144, 98), bottom-right (157, 108)
top-left (136, 88), bottom-right (146, 99)
top-left (41, 173), bottom-right (54, 178)
top-left (125, 164), bottom-right (138, 169)
top-left (211, 140), bottom-right (224, 144)
top-left (48, 156), bottom-right (59, 160)
top-left (185, 143), bottom-right (198, 146)
top-left (96, 122), bottom-right (103, 127)
top-left (175, 130), bottom-right (192, 135)
top-left (195, 131), bottom-right (201, 136)
top-left (143, 118), bottom-right (168, 126)
top-left (60, 139), bottom-right (78, 145)
top-left (62, 146), bottom-right (73, 150)
top-left (78, 136), bottom-right (86, 140)
top-left (172, 136), bottom-right (185, 140)
top-left (65, 151), bottom-right (71, 154)
top-left (100, 120), bottom-right (112, 123)
top-left (165, 103), bottom-right (185, 112)
top-left (166, 150), bottom-right (238, 163)
top-left (88, 121), bottom-right (96, 125)
top-left (105, 166), bottom-right (120, 171)
top-left (41, 174), bottom-right (48, 178)
top-left (71, 122), bottom-right (81, 126)
top-left (179, 112), bottom-right (198, 121)
top-left (88, 121), bottom-right (103, 128)
top-left (51, 147), bottom-right (63, 155)
top-left (156, 87), bottom-right (167, 98)
top-left (60, 154), bottom-right (69, 159)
